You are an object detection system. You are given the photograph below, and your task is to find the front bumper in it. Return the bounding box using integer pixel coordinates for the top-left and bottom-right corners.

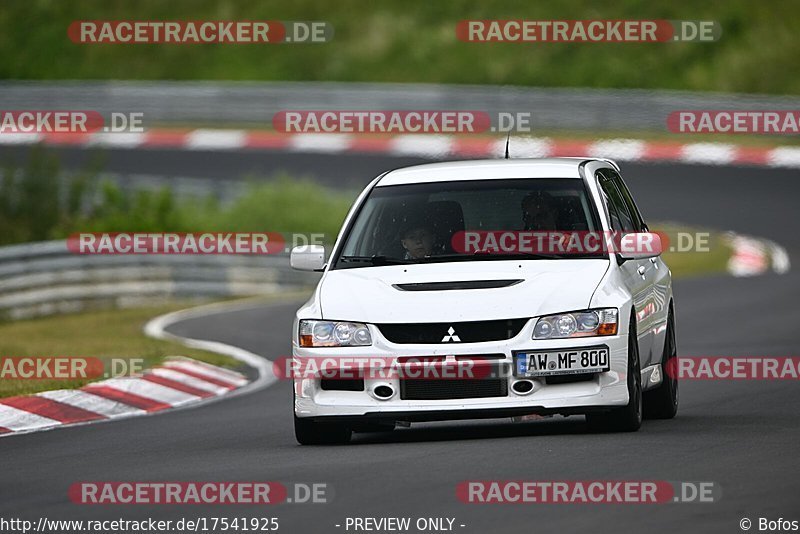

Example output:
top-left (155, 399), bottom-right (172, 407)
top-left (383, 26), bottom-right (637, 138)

top-left (293, 324), bottom-right (630, 420)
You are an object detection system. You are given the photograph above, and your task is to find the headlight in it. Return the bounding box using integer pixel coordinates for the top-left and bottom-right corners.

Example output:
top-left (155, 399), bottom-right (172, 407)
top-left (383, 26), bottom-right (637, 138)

top-left (532, 309), bottom-right (618, 339)
top-left (299, 320), bottom-right (372, 347)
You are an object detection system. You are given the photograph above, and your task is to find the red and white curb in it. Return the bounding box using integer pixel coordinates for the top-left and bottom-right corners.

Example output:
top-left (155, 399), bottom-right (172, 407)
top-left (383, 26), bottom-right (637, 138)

top-left (1, 129), bottom-right (799, 168)
top-left (0, 299), bottom-right (278, 438)
top-left (726, 233), bottom-right (791, 277)
top-left (0, 356), bottom-right (247, 437)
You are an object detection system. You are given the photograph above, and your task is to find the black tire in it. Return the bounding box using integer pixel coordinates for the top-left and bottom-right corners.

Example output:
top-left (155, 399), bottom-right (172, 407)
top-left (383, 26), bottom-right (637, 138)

top-left (644, 308), bottom-right (679, 419)
top-left (586, 317), bottom-right (642, 433)
top-left (294, 415), bottom-right (352, 445)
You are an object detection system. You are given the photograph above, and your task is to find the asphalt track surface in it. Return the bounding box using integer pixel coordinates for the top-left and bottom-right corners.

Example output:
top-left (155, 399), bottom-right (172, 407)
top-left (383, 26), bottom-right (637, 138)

top-left (1, 146), bottom-right (799, 534)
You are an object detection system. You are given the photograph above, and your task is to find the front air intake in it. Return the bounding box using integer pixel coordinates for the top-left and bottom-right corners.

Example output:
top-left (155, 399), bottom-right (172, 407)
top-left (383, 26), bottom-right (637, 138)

top-left (377, 318), bottom-right (529, 344)
top-left (393, 279), bottom-right (523, 291)
top-left (400, 378), bottom-right (508, 400)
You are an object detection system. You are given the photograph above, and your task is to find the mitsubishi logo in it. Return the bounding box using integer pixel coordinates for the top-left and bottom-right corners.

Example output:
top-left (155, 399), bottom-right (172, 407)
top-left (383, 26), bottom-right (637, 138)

top-left (441, 326), bottom-right (461, 343)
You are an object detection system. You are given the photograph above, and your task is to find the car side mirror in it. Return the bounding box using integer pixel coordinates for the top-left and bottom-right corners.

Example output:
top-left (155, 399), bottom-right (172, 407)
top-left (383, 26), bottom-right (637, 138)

top-left (290, 245), bottom-right (326, 271)
top-left (617, 232), bottom-right (662, 260)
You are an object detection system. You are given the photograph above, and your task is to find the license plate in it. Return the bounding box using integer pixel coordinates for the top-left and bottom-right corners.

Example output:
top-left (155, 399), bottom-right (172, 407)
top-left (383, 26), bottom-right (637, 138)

top-left (514, 346), bottom-right (609, 377)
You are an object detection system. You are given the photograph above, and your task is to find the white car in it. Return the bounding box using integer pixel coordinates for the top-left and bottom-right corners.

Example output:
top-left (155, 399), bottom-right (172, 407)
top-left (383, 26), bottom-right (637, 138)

top-left (290, 158), bottom-right (677, 445)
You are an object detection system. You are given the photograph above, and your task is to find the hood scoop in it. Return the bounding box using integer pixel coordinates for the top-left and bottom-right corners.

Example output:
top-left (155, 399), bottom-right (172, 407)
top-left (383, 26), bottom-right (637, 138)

top-left (392, 279), bottom-right (523, 291)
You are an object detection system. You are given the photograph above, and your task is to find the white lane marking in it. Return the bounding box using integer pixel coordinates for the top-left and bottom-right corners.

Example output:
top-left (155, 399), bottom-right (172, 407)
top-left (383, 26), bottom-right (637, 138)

top-left (144, 298), bottom-right (278, 401)
top-left (186, 129), bottom-right (247, 150)
top-left (0, 404), bottom-right (60, 432)
top-left (0, 133), bottom-right (42, 145)
top-left (16, 125), bottom-right (795, 168)
top-left (389, 134), bottom-right (453, 157)
top-left (726, 234), bottom-right (769, 277)
top-left (588, 139), bottom-right (646, 161)
top-left (165, 355), bottom-right (246, 380)
top-left (767, 241), bottom-right (791, 274)
top-left (147, 368), bottom-right (230, 395)
top-left (492, 136), bottom-right (552, 158)
top-left (0, 295), bottom-right (283, 438)
top-left (163, 359), bottom-right (248, 387)
top-left (88, 132), bottom-right (146, 148)
top-left (94, 378), bottom-right (201, 406)
top-left (767, 147), bottom-right (800, 168)
top-left (680, 143), bottom-right (736, 164)
top-left (37, 390), bottom-right (145, 418)
top-left (289, 133), bottom-right (351, 153)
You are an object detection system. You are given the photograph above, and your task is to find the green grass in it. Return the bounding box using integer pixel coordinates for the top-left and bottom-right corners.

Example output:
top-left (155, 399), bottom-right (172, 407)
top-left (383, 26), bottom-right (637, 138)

top-left (1, 0), bottom-right (798, 94)
top-left (0, 147), bottom-right (357, 246)
top-left (0, 302), bottom-right (255, 398)
top-left (655, 224), bottom-right (734, 278)
top-left (66, 174), bottom-right (356, 244)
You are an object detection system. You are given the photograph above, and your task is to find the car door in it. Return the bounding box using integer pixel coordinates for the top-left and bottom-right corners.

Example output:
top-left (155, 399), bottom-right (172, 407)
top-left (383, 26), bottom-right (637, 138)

top-left (597, 170), bottom-right (656, 364)
top-left (607, 168), bottom-right (670, 364)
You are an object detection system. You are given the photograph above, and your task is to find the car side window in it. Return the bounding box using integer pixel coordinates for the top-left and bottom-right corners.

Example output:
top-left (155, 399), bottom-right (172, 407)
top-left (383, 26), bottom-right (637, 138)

top-left (598, 171), bottom-right (635, 233)
top-left (607, 169), bottom-right (646, 232)
top-left (602, 190), bottom-right (623, 232)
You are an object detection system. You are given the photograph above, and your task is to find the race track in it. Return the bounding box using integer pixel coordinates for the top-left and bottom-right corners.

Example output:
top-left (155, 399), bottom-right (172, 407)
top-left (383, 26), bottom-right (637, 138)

top-left (1, 147), bottom-right (798, 533)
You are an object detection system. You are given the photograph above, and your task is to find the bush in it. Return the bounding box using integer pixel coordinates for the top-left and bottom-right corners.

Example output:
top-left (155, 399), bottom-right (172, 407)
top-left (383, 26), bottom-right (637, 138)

top-left (0, 148), bottom-right (356, 246)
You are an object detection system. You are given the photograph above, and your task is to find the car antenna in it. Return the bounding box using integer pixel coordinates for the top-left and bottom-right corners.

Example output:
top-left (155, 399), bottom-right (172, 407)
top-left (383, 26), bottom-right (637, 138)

top-left (504, 132), bottom-right (511, 159)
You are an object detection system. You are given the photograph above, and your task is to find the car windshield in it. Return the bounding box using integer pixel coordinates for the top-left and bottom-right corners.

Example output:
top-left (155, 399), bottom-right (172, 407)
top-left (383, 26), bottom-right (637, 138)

top-left (334, 178), bottom-right (605, 268)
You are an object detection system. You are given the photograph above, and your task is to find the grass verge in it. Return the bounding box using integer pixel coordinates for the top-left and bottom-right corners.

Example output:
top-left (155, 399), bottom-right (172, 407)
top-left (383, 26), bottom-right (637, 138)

top-left (1, 1), bottom-right (798, 94)
top-left (0, 300), bottom-right (256, 398)
top-left (655, 224), bottom-right (734, 278)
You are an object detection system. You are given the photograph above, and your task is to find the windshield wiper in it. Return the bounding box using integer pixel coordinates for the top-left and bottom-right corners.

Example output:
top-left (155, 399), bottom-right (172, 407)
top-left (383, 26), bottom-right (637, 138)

top-left (338, 255), bottom-right (412, 265)
top-left (417, 252), bottom-right (568, 261)
top-left (339, 251), bottom-right (586, 266)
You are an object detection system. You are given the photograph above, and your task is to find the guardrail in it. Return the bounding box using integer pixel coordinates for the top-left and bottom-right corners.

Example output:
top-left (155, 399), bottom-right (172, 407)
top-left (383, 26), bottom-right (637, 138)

top-left (0, 240), bottom-right (318, 320)
top-left (2, 81), bottom-right (798, 132)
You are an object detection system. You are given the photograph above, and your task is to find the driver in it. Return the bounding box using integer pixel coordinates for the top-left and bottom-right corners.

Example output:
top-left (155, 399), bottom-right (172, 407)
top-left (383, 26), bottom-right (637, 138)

top-left (400, 223), bottom-right (436, 259)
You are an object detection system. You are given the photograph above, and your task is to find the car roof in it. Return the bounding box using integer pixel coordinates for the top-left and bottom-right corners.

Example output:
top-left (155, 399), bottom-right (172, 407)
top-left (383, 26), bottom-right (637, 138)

top-left (375, 158), bottom-right (613, 186)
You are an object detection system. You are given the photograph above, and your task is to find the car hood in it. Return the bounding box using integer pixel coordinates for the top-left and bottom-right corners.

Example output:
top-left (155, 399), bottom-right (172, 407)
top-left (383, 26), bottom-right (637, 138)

top-left (318, 259), bottom-right (609, 323)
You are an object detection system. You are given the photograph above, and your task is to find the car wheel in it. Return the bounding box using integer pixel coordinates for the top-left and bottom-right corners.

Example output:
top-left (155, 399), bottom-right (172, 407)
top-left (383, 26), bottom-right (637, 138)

top-left (294, 415), bottom-right (352, 445)
top-left (586, 317), bottom-right (642, 433)
top-left (643, 308), bottom-right (679, 419)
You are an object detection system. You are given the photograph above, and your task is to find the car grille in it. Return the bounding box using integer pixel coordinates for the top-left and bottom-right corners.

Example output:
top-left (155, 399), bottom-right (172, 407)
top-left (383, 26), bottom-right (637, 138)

top-left (400, 378), bottom-right (508, 400)
top-left (377, 318), bottom-right (529, 344)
